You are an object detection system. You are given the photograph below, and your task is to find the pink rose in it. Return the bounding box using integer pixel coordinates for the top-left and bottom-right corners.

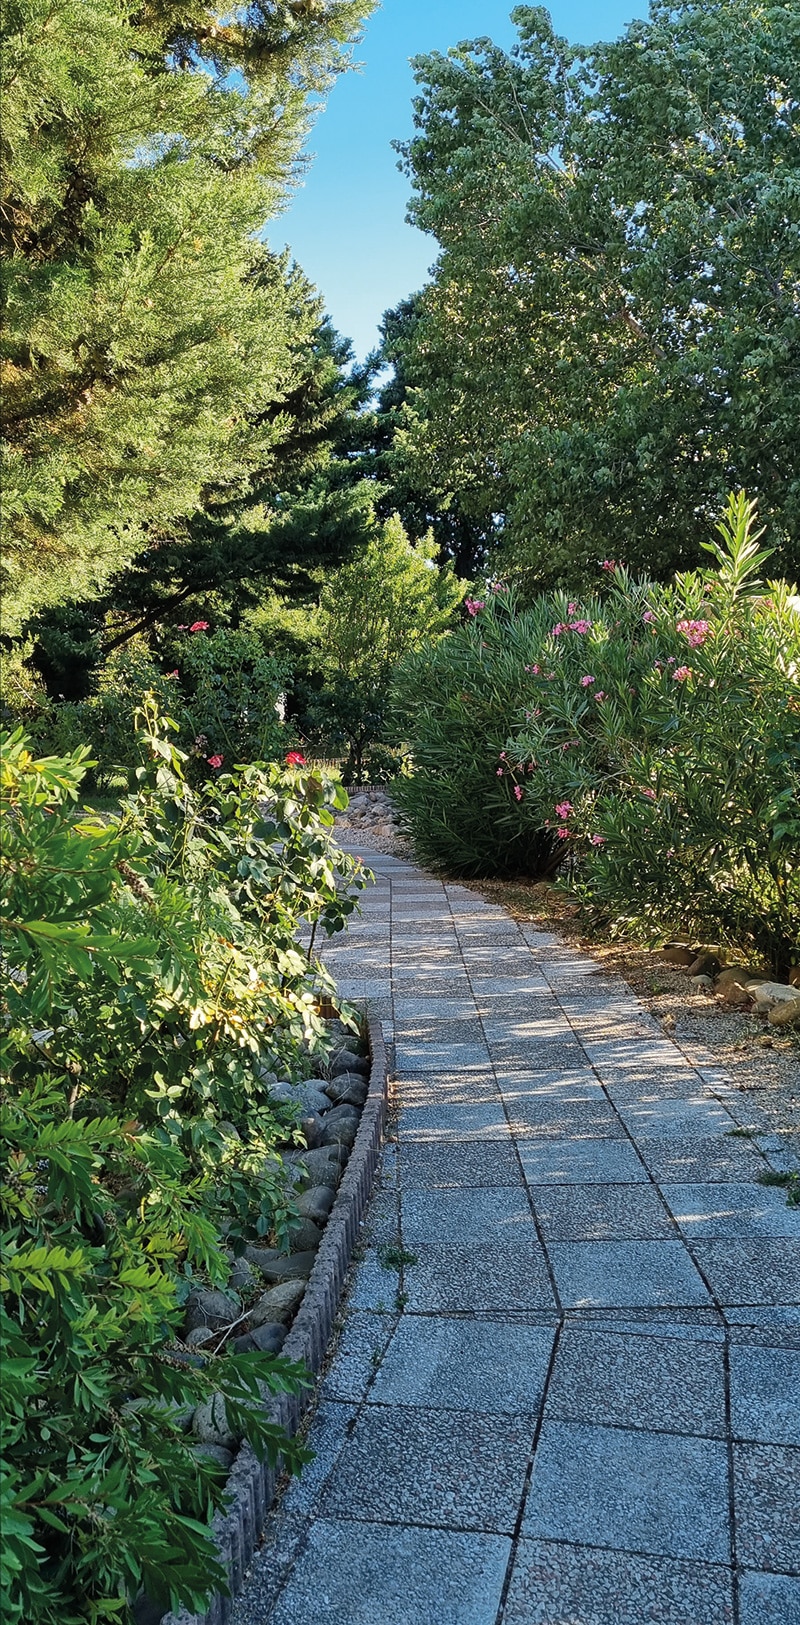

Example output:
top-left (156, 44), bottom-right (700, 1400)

top-left (207, 754), bottom-right (223, 768)
top-left (190, 620), bottom-right (210, 633)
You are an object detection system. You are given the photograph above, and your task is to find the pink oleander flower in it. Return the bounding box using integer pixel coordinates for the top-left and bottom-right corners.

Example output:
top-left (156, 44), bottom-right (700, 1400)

top-left (568, 602), bottom-right (578, 614)
top-left (551, 622), bottom-right (567, 637)
top-left (601, 560), bottom-right (617, 572)
top-left (465, 597), bottom-right (485, 616)
top-left (190, 620), bottom-right (210, 633)
top-left (568, 619), bottom-right (592, 634)
top-left (643, 610), bottom-right (657, 624)
top-left (554, 801), bottom-right (573, 818)
top-left (514, 785), bottom-right (523, 801)
top-left (672, 666), bottom-right (692, 683)
top-left (285, 750), bottom-right (306, 766)
top-left (544, 671), bottom-right (556, 680)
top-left (524, 663), bottom-right (541, 675)
top-left (167, 670), bottom-right (179, 679)
top-left (496, 767), bottom-right (504, 776)
top-left (590, 834), bottom-right (605, 846)
top-left (580, 674), bottom-right (595, 687)
top-left (207, 754), bottom-right (223, 768)
top-left (676, 618), bottom-right (710, 648)
top-left (642, 788), bottom-right (657, 800)
top-left (177, 624), bottom-right (187, 630)
top-left (556, 825), bottom-right (570, 839)
top-left (489, 580), bottom-right (508, 593)
top-left (594, 691), bottom-right (607, 702)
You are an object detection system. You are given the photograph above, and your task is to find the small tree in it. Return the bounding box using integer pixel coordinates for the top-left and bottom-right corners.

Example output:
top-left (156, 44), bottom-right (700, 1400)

top-left (313, 516), bottom-right (463, 780)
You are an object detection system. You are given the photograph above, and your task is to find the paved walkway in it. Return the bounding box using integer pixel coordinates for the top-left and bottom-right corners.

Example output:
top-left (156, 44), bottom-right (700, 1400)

top-left (233, 852), bottom-right (800, 1625)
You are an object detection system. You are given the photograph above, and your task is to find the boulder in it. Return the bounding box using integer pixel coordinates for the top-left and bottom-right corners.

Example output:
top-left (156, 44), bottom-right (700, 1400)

top-left (192, 1393), bottom-right (238, 1450)
top-left (248, 1278), bottom-right (306, 1327)
top-left (753, 982), bottom-right (800, 1012)
top-left (687, 951), bottom-right (722, 979)
top-left (660, 945), bottom-right (696, 967)
top-left (768, 995), bottom-right (800, 1028)
top-left (227, 1255), bottom-right (260, 1294)
top-left (321, 1105), bottom-right (360, 1149)
top-left (298, 1111), bottom-right (325, 1150)
top-left (716, 966), bottom-right (768, 992)
top-left (286, 1216), bottom-right (323, 1252)
top-left (292, 1146), bottom-right (345, 1188)
top-left (689, 974), bottom-right (715, 992)
top-left (329, 1050), bottom-right (370, 1079)
top-left (295, 1185), bottom-right (336, 1224)
top-left (232, 1322), bottom-right (287, 1355)
top-left (184, 1287), bottom-right (241, 1333)
top-left (243, 1246), bottom-right (317, 1283)
top-left (295, 1084), bottom-right (333, 1116)
top-left (325, 1072), bottom-right (369, 1108)
top-left (185, 1325), bottom-right (214, 1347)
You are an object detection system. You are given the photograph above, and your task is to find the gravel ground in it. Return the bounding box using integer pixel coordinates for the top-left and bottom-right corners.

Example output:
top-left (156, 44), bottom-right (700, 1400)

top-left (334, 794), bottom-right (800, 1165)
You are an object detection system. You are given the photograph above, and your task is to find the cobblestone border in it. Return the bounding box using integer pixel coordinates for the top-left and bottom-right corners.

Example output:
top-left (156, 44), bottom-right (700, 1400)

top-left (163, 1014), bottom-right (388, 1625)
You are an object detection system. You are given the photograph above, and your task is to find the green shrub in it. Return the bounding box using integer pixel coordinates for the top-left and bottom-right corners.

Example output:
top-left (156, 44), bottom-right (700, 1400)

top-left (395, 497), bottom-right (800, 970)
top-left (0, 709), bottom-right (365, 1623)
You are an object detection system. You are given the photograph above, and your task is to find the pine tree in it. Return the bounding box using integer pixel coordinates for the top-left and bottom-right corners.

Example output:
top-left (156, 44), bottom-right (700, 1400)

top-left (0, 0), bottom-right (371, 631)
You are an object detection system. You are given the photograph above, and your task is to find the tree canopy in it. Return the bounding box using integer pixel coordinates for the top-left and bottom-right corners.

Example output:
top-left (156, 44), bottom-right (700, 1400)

top-left (389, 0), bottom-right (800, 589)
top-left (1, 0), bottom-right (371, 631)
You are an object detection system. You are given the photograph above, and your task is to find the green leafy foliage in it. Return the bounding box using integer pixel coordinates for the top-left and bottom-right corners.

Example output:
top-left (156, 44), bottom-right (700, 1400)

top-left (1, 709), bottom-right (366, 1622)
top-left (303, 516), bottom-right (464, 782)
top-left (391, 1), bottom-right (800, 588)
top-left (396, 496), bottom-right (800, 970)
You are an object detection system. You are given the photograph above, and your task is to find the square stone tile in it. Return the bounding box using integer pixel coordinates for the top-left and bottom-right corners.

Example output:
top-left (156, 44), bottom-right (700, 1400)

top-left (394, 1040), bottom-right (491, 1071)
top-left (403, 1241), bottom-right (557, 1313)
top-left (734, 1442), bottom-right (800, 1571)
top-left (523, 1420), bottom-right (730, 1561)
top-left (691, 1240), bottom-right (800, 1306)
top-left (394, 1018), bottom-right (486, 1044)
top-left (393, 997), bottom-right (480, 1021)
top-left (321, 1311), bottom-right (398, 1403)
top-left (544, 1326), bottom-right (726, 1436)
top-left (729, 1344), bottom-right (800, 1444)
top-left (548, 1240), bottom-right (712, 1308)
top-left (399, 1140), bottom-right (524, 1189)
top-left (321, 1404), bottom-right (533, 1533)
top-left (470, 976), bottom-right (556, 996)
top-left (738, 1570), bottom-right (800, 1625)
top-left (502, 1095), bottom-right (626, 1141)
top-left (399, 1099), bottom-right (511, 1142)
top-left (497, 1068), bottom-right (607, 1102)
top-left (638, 1137), bottom-right (770, 1184)
top-left (488, 1037), bottom-right (588, 1071)
top-left (401, 1188), bottom-right (538, 1248)
top-left (531, 1183), bottom-right (676, 1241)
top-left (268, 1520), bottom-right (511, 1625)
top-left (613, 1096), bottom-right (734, 1140)
top-left (662, 1183), bottom-right (800, 1239)
top-left (281, 1400), bottom-right (357, 1516)
top-left (230, 1509), bottom-right (308, 1625)
top-left (348, 1249), bottom-right (404, 1312)
top-left (369, 1317), bottom-right (555, 1413)
top-left (519, 1135), bottom-right (649, 1185)
top-left (503, 1539), bottom-right (734, 1625)
top-left (482, 1015), bottom-right (574, 1044)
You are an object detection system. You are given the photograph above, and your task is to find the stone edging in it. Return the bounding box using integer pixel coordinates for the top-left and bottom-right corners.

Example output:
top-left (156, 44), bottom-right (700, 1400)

top-left (163, 1014), bottom-right (388, 1625)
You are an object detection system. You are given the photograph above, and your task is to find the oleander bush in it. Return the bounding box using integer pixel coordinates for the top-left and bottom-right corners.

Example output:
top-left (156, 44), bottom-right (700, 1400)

top-left (0, 705), bottom-right (365, 1624)
top-left (394, 496), bottom-right (800, 972)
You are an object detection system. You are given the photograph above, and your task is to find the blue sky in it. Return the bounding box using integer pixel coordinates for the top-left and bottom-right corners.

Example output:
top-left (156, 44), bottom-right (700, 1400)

top-left (268, 1), bottom-right (648, 361)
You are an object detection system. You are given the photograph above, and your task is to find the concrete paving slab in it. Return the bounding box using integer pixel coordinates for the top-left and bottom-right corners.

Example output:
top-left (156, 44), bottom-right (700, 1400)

top-left (733, 1441), bottom-right (800, 1571)
top-left (728, 1343), bottom-right (800, 1444)
top-left (638, 1136), bottom-right (771, 1183)
top-left (518, 1135), bottom-right (650, 1184)
top-left (500, 1095), bottom-right (627, 1140)
top-left (320, 1311), bottom-right (398, 1403)
top-left (268, 1520), bottom-right (512, 1625)
top-left (398, 1139), bottom-right (524, 1189)
top-left (548, 1240), bottom-right (713, 1308)
top-left (321, 1403), bottom-right (534, 1533)
top-left (399, 1098), bottom-right (512, 1142)
top-left (543, 1325), bottom-right (727, 1435)
top-left (530, 1182), bottom-right (677, 1241)
top-left (523, 1419), bottom-right (730, 1561)
top-left (662, 1182), bottom-right (800, 1239)
top-left (691, 1240), bottom-right (800, 1306)
top-left (403, 1240), bottom-right (557, 1314)
top-left (737, 1569), bottom-right (800, 1625)
top-left (502, 1539), bottom-right (734, 1625)
top-left (401, 1187), bottom-right (539, 1247)
top-left (369, 1316), bottom-right (555, 1413)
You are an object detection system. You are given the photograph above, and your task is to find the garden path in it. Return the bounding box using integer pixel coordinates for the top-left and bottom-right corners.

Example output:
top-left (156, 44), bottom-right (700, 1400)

top-left (233, 851), bottom-right (800, 1625)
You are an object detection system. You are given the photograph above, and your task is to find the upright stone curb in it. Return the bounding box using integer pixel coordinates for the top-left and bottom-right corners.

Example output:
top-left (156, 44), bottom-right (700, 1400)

top-left (161, 1015), bottom-right (388, 1625)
